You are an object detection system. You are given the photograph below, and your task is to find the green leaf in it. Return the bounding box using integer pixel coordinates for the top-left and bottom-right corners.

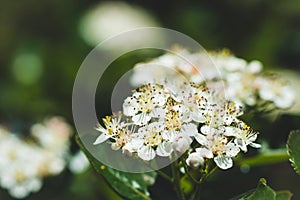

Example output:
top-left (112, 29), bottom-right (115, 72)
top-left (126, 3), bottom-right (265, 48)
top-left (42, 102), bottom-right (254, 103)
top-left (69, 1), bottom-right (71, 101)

top-left (276, 191), bottom-right (293, 200)
top-left (232, 178), bottom-right (292, 200)
top-left (76, 135), bottom-right (157, 200)
top-left (243, 178), bottom-right (276, 200)
top-left (287, 130), bottom-right (300, 175)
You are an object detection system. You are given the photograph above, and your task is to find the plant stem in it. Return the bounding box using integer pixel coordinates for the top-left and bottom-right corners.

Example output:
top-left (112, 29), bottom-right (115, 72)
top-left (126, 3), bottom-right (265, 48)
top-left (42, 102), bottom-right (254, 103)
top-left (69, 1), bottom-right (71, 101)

top-left (171, 160), bottom-right (186, 200)
top-left (157, 169), bottom-right (173, 183)
top-left (199, 166), bottom-right (217, 185)
top-left (182, 159), bottom-right (201, 184)
top-left (189, 163), bottom-right (218, 200)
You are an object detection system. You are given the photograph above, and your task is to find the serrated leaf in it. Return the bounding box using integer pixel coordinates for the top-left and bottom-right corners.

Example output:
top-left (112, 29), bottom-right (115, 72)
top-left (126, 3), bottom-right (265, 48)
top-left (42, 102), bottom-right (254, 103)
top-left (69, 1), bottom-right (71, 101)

top-left (287, 130), bottom-right (300, 175)
top-left (76, 135), bottom-right (157, 200)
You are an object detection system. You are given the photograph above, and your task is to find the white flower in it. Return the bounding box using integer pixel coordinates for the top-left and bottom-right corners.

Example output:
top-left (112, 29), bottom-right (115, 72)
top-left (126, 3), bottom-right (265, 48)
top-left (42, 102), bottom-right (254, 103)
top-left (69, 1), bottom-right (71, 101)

top-left (31, 117), bottom-right (72, 151)
top-left (69, 151), bottom-right (90, 174)
top-left (0, 117), bottom-right (72, 199)
top-left (186, 146), bottom-right (215, 168)
top-left (170, 123), bottom-right (198, 153)
top-left (130, 48), bottom-right (295, 110)
top-left (202, 100), bottom-right (243, 128)
top-left (224, 122), bottom-right (261, 152)
top-left (0, 138), bottom-right (42, 199)
top-left (194, 125), bottom-right (240, 170)
top-left (124, 122), bottom-right (173, 161)
top-left (78, 1), bottom-right (160, 48)
top-left (123, 84), bottom-right (167, 125)
top-left (162, 82), bottom-right (210, 123)
top-left (130, 63), bottom-right (172, 86)
top-left (94, 115), bottom-right (127, 145)
top-left (130, 48), bottom-right (204, 87)
top-left (186, 152), bottom-right (204, 168)
top-left (257, 76), bottom-right (295, 109)
top-left (196, 147), bottom-right (214, 159)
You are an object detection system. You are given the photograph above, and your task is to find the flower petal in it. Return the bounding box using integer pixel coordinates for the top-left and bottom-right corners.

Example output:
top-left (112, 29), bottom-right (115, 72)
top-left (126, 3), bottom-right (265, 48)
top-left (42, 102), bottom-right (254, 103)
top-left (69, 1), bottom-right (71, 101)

top-left (191, 111), bottom-right (206, 123)
top-left (132, 112), bottom-right (151, 125)
top-left (123, 97), bottom-right (138, 116)
top-left (224, 127), bottom-right (237, 137)
top-left (153, 93), bottom-right (166, 106)
top-left (150, 107), bottom-right (165, 118)
top-left (214, 154), bottom-right (233, 170)
top-left (172, 134), bottom-right (191, 153)
top-left (123, 138), bottom-right (143, 153)
top-left (93, 134), bottom-right (110, 145)
top-left (196, 147), bottom-right (213, 159)
top-left (138, 146), bottom-right (156, 161)
top-left (180, 123), bottom-right (198, 137)
top-left (194, 133), bottom-right (208, 146)
top-left (235, 138), bottom-right (247, 152)
top-left (225, 142), bottom-right (240, 157)
top-left (156, 142), bottom-right (173, 157)
top-left (249, 142), bottom-right (261, 149)
top-left (200, 125), bottom-right (214, 135)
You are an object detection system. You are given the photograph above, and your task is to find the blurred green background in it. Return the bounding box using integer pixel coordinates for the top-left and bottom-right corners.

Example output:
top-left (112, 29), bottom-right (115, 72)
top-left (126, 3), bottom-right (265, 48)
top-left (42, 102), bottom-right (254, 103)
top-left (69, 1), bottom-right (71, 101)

top-left (0, 0), bottom-right (299, 199)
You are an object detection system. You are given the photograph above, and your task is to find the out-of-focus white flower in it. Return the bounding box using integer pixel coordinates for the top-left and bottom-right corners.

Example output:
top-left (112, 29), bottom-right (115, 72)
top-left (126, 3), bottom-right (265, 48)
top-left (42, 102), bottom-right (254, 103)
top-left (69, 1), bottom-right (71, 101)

top-left (0, 143), bottom-right (43, 199)
top-left (31, 117), bottom-right (71, 152)
top-left (130, 47), bottom-right (295, 110)
top-left (78, 1), bottom-right (160, 50)
top-left (130, 48), bottom-right (214, 87)
top-left (69, 151), bottom-right (90, 174)
top-left (257, 76), bottom-right (295, 109)
top-left (0, 117), bottom-right (73, 199)
top-left (277, 70), bottom-right (300, 114)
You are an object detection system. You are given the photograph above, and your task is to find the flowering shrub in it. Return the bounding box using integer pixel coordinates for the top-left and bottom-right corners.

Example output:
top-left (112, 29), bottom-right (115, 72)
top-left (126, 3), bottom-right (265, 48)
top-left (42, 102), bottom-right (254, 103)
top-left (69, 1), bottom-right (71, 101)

top-left (0, 117), bottom-right (72, 199)
top-left (81, 48), bottom-right (300, 200)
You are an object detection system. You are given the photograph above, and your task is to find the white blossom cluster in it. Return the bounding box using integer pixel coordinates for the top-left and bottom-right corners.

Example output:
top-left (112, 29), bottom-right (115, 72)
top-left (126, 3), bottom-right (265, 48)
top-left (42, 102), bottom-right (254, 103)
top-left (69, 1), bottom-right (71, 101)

top-left (130, 48), bottom-right (295, 110)
top-left (94, 82), bottom-right (260, 170)
top-left (0, 117), bottom-right (72, 199)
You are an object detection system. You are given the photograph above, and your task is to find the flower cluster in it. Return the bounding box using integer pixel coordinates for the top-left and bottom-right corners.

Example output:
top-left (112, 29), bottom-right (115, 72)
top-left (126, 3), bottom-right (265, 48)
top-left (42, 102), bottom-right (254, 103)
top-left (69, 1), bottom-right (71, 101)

top-left (0, 117), bottom-right (72, 199)
top-left (130, 48), bottom-right (295, 110)
top-left (94, 82), bottom-right (260, 170)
